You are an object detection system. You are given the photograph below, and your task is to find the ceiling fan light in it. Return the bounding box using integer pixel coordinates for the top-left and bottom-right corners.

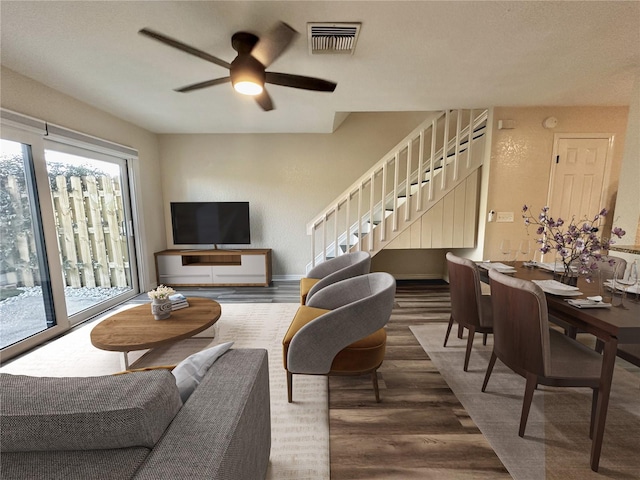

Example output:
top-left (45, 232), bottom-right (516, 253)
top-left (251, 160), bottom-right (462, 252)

top-left (233, 80), bottom-right (263, 96)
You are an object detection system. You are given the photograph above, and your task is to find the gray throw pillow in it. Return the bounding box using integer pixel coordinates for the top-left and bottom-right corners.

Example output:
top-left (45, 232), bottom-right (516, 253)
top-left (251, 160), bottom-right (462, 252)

top-left (171, 342), bottom-right (234, 402)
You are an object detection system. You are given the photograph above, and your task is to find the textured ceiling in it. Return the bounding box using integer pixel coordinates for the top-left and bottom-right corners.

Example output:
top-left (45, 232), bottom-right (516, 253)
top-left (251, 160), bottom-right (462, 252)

top-left (1, 1), bottom-right (639, 134)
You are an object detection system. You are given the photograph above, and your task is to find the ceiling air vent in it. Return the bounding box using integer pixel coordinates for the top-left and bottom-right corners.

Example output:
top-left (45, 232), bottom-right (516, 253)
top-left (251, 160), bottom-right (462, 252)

top-left (307, 23), bottom-right (361, 55)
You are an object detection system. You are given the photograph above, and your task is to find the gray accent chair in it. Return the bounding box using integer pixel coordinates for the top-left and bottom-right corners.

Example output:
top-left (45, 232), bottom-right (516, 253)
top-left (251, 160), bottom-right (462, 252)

top-left (284, 272), bottom-right (396, 403)
top-left (483, 269), bottom-right (604, 439)
top-left (300, 251), bottom-right (371, 304)
top-left (444, 252), bottom-right (493, 371)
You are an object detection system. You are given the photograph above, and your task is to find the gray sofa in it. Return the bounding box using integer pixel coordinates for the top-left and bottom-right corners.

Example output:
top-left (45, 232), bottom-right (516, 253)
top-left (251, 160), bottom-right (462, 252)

top-left (0, 348), bottom-right (271, 480)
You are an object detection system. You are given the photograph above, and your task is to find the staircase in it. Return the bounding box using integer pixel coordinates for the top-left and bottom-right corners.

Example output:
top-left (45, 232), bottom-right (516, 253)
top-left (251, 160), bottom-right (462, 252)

top-left (306, 109), bottom-right (489, 270)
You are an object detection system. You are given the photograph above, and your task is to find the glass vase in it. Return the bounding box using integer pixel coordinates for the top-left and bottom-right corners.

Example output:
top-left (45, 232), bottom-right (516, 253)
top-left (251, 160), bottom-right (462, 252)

top-left (554, 263), bottom-right (578, 287)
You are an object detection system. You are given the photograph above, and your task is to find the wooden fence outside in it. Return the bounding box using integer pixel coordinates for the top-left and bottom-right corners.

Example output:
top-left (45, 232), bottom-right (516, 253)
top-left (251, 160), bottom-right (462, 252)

top-left (2, 174), bottom-right (130, 289)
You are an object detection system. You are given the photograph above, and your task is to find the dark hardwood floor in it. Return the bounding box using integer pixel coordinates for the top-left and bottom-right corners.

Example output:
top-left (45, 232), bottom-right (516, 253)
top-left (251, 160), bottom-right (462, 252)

top-left (329, 280), bottom-right (510, 479)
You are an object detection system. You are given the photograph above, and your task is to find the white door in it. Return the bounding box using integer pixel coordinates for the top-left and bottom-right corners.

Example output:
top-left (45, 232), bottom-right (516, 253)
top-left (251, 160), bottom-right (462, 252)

top-left (548, 136), bottom-right (611, 223)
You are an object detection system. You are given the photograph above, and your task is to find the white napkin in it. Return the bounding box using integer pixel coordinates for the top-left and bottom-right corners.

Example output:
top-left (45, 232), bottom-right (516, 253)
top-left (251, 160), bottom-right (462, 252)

top-left (567, 299), bottom-right (611, 309)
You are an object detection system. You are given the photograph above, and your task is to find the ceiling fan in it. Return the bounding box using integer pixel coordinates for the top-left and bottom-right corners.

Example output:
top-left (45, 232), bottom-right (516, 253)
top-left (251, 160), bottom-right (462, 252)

top-left (139, 22), bottom-right (337, 111)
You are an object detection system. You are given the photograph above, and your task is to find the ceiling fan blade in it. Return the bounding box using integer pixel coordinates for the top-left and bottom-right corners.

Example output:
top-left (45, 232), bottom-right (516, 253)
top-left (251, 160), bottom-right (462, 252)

top-left (255, 89), bottom-right (274, 111)
top-left (175, 77), bottom-right (231, 93)
top-left (266, 72), bottom-right (337, 92)
top-left (250, 22), bottom-right (298, 67)
top-left (139, 28), bottom-right (231, 70)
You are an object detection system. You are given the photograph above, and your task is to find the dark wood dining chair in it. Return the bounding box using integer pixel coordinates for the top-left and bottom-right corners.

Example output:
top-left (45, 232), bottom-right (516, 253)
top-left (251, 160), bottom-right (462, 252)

top-left (444, 252), bottom-right (493, 371)
top-left (482, 269), bottom-right (604, 438)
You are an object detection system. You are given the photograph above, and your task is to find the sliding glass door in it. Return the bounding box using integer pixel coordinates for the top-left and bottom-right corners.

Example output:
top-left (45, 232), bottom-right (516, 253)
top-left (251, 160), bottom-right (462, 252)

top-left (44, 144), bottom-right (138, 323)
top-left (0, 139), bottom-right (57, 349)
top-left (1, 118), bottom-right (140, 359)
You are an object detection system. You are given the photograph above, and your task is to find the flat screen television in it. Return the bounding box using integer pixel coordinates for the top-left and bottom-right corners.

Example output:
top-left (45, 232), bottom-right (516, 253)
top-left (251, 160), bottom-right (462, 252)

top-left (170, 202), bottom-right (251, 246)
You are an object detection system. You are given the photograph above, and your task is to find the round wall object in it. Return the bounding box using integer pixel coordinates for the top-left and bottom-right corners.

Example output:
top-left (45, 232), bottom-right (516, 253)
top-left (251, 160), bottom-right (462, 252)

top-left (543, 116), bottom-right (558, 129)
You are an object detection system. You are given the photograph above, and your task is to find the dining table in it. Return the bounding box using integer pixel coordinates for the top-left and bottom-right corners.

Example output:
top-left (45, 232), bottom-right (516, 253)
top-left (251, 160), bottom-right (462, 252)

top-left (477, 261), bottom-right (640, 472)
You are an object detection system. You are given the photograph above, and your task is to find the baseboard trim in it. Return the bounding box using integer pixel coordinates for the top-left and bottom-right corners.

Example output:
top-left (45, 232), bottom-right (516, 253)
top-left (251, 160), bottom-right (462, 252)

top-left (387, 273), bottom-right (445, 280)
top-left (273, 275), bottom-right (303, 282)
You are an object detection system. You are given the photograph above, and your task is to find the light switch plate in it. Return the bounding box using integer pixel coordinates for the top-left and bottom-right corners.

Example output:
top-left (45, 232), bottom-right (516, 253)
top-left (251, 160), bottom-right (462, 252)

top-left (496, 212), bottom-right (514, 222)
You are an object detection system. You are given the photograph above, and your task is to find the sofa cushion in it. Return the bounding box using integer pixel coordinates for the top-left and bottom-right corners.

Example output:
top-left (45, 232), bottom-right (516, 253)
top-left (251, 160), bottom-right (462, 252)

top-left (171, 341), bottom-right (233, 402)
top-left (1, 447), bottom-right (151, 480)
top-left (0, 370), bottom-right (182, 452)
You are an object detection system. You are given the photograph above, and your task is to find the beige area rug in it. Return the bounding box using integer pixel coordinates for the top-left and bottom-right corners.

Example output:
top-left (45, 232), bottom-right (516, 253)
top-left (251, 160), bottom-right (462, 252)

top-left (1, 303), bottom-right (329, 480)
top-left (410, 323), bottom-right (640, 480)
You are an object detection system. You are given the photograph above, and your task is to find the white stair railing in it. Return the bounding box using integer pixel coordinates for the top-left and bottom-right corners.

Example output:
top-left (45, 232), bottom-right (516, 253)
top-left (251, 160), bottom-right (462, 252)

top-left (306, 109), bottom-right (488, 269)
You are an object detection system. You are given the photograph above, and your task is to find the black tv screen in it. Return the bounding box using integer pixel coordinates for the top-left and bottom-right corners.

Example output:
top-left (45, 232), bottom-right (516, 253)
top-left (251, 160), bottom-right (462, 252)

top-left (170, 202), bottom-right (251, 245)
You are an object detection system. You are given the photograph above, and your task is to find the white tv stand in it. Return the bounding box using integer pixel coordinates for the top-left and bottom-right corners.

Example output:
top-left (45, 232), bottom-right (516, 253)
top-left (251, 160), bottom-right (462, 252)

top-left (154, 249), bottom-right (272, 287)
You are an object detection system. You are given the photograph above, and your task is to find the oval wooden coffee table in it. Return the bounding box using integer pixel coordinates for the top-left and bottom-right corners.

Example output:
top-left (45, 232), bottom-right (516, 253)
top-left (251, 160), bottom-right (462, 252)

top-left (91, 297), bottom-right (221, 369)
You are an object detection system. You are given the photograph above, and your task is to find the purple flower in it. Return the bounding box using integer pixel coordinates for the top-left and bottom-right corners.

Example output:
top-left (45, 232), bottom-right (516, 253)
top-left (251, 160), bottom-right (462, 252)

top-left (521, 205), bottom-right (625, 277)
top-left (612, 227), bottom-right (626, 238)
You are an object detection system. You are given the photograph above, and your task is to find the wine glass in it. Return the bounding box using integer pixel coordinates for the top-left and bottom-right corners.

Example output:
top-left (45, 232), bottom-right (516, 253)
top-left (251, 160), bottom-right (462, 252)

top-left (518, 239), bottom-right (531, 265)
top-left (612, 264), bottom-right (628, 308)
top-left (628, 261), bottom-right (639, 302)
top-left (499, 239), bottom-right (512, 264)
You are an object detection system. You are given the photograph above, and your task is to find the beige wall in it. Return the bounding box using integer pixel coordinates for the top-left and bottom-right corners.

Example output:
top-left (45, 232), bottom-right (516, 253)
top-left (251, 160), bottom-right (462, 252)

top-left (372, 249), bottom-right (448, 279)
top-left (158, 112), bottom-right (429, 277)
top-left (0, 67), bottom-right (165, 288)
top-left (615, 74), bottom-right (640, 245)
top-left (483, 106), bottom-right (629, 261)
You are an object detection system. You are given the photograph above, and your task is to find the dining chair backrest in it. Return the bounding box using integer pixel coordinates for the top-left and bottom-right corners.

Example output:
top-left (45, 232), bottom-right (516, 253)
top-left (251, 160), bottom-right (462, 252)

top-left (598, 255), bottom-right (627, 279)
top-left (446, 252), bottom-right (489, 328)
top-left (488, 269), bottom-right (552, 378)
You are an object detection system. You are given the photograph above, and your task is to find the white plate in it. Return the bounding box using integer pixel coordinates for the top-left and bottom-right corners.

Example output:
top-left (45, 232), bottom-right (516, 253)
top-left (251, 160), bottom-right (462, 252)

top-left (532, 279), bottom-right (580, 291)
top-left (532, 279), bottom-right (582, 296)
top-left (544, 288), bottom-right (583, 297)
top-left (537, 262), bottom-right (578, 273)
top-left (604, 281), bottom-right (640, 294)
top-left (476, 262), bottom-right (517, 273)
